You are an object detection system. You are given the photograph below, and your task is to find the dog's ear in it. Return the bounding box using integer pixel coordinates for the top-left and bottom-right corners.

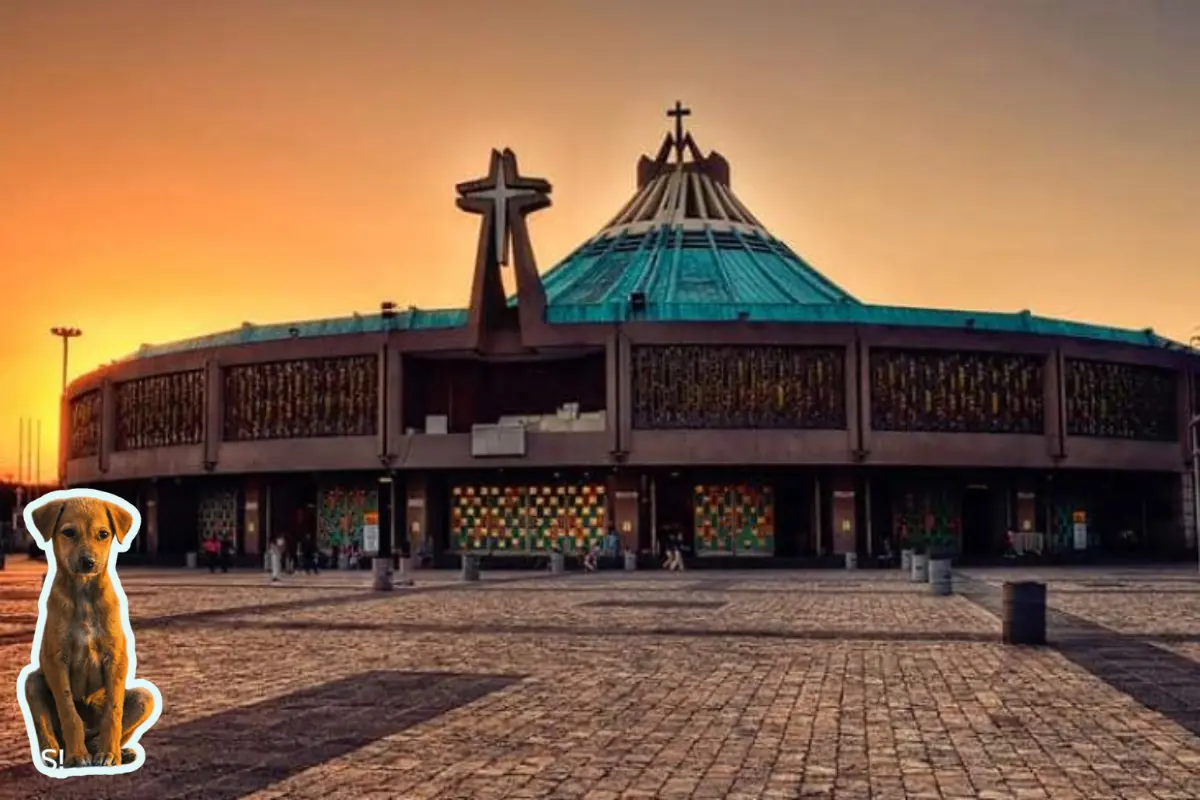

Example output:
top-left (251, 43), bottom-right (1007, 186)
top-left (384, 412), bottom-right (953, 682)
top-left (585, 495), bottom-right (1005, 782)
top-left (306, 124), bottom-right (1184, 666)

top-left (29, 500), bottom-right (67, 543)
top-left (105, 503), bottom-right (135, 544)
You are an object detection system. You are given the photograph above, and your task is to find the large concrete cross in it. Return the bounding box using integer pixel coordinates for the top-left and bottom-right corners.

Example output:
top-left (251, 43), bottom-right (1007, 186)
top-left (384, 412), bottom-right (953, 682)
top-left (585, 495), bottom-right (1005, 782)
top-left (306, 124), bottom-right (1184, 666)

top-left (455, 150), bottom-right (550, 266)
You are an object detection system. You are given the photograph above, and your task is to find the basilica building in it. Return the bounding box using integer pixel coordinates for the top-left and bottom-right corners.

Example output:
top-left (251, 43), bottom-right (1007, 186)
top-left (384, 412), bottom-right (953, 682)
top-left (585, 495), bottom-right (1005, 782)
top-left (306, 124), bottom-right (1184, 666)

top-left (62, 106), bottom-right (1199, 566)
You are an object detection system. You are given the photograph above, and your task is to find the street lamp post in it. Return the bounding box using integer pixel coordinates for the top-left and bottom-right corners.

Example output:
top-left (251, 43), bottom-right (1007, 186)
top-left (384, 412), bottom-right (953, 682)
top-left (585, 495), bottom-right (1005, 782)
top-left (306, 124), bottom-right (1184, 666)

top-left (1190, 334), bottom-right (1199, 571)
top-left (51, 327), bottom-right (81, 489)
top-left (1191, 413), bottom-right (1200, 573)
top-left (50, 327), bottom-right (82, 394)
top-left (373, 474), bottom-right (394, 591)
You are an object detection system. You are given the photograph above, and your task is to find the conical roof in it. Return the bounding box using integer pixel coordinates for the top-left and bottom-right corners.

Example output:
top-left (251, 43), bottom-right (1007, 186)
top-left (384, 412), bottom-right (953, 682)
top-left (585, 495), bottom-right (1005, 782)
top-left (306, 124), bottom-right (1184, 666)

top-left (540, 105), bottom-right (859, 319)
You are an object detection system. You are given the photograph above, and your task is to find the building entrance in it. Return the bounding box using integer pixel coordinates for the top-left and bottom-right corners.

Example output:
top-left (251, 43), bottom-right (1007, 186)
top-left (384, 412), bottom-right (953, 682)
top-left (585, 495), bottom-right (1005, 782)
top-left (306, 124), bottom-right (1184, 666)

top-left (961, 487), bottom-right (993, 558)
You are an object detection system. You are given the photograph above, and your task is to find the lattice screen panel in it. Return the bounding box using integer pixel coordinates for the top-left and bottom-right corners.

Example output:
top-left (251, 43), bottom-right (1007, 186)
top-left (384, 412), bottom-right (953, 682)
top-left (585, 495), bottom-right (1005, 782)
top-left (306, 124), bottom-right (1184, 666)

top-left (693, 484), bottom-right (775, 556)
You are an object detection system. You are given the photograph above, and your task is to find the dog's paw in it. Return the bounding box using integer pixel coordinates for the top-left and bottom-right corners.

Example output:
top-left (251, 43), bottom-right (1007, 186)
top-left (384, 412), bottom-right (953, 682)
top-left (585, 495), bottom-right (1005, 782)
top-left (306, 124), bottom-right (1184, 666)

top-left (121, 749), bottom-right (137, 765)
top-left (64, 754), bottom-right (91, 769)
top-left (91, 752), bottom-right (119, 767)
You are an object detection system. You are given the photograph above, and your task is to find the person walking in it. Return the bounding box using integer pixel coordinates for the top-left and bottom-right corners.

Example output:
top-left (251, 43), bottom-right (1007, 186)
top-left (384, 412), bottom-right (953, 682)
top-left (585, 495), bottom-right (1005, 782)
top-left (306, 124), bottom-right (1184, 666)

top-left (604, 523), bottom-right (620, 569)
top-left (218, 534), bottom-right (232, 573)
top-left (203, 535), bottom-right (221, 573)
top-left (301, 534), bottom-right (319, 575)
top-left (269, 535), bottom-right (285, 583)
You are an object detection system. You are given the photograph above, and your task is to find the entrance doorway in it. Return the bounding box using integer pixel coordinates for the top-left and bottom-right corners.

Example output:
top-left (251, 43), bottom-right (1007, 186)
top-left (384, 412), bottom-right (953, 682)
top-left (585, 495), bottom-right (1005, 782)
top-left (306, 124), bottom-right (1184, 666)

top-left (961, 487), bottom-right (992, 557)
top-left (269, 475), bottom-right (318, 550)
top-left (774, 473), bottom-right (813, 557)
top-left (654, 471), bottom-right (694, 555)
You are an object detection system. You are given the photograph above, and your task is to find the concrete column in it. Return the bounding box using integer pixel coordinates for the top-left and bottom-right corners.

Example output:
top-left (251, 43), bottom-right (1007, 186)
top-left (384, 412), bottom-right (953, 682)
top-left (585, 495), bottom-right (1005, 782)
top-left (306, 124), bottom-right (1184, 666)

top-left (1182, 472), bottom-right (1196, 550)
top-left (243, 479), bottom-right (262, 557)
top-left (1015, 489), bottom-right (1037, 537)
top-left (858, 343), bottom-right (873, 455)
top-left (812, 475), bottom-right (823, 556)
top-left (383, 343), bottom-right (403, 461)
top-left (99, 379), bottom-right (115, 474)
top-left (1047, 350), bottom-right (1066, 459)
top-left (845, 340), bottom-right (861, 455)
top-left (830, 471), bottom-right (856, 555)
top-left (142, 482), bottom-right (159, 556)
top-left (1176, 365), bottom-right (1192, 465)
top-left (204, 359), bottom-right (222, 466)
top-left (607, 471), bottom-right (640, 552)
top-left (405, 473), bottom-right (429, 558)
top-left (618, 334), bottom-right (633, 450)
top-left (605, 330), bottom-right (621, 456)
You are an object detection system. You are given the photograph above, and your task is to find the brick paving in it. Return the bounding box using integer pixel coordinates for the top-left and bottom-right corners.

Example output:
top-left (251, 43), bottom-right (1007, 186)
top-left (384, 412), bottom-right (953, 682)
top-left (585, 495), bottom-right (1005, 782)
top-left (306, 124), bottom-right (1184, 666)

top-left (0, 560), bottom-right (1197, 798)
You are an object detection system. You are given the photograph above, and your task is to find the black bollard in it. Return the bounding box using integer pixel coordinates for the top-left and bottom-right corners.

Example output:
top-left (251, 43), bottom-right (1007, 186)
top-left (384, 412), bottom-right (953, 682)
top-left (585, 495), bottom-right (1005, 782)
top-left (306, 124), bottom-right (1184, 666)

top-left (1002, 581), bottom-right (1046, 645)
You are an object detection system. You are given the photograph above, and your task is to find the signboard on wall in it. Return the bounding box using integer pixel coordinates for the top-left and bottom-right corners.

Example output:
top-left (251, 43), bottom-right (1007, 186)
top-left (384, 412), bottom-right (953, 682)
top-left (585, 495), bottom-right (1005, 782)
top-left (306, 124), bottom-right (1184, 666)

top-left (362, 511), bottom-right (380, 554)
top-left (1073, 522), bottom-right (1088, 551)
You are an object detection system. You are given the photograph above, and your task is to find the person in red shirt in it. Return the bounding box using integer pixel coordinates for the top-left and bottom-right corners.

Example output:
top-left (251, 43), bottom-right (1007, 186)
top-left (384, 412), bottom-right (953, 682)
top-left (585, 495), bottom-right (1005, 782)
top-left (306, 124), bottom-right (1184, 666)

top-left (202, 535), bottom-right (221, 573)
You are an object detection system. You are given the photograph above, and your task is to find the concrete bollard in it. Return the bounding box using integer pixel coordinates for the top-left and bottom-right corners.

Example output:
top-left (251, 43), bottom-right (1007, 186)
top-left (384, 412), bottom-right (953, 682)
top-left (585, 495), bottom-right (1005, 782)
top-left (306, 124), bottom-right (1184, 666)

top-left (910, 552), bottom-right (928, 583)
top-left (186, 552), bottom-right (198, 570)
top-left (900, 549), bottom-right (913, 573)
top-left (1002, 581), bottom-right (1047, 645)
top-left (395, 556), bottom-right (415, 586)
top-left (928, 557), bottom-right (952, 596)
top-left (550, 552), bottom-right (565, 574)
top-left (371, 557), bottom-right (394, 591)
top-left (624, 551), bottom-right (637, 571)
top-left (461, 553), bottom-right (480, 582)
top-left (844, 552), bottom-right (858, 570)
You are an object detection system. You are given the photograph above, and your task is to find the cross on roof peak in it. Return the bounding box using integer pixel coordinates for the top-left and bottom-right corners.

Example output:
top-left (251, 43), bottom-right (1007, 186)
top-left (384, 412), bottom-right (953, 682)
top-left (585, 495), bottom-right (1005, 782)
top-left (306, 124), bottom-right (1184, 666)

top-left (667, 101), bottom-right (691, 161)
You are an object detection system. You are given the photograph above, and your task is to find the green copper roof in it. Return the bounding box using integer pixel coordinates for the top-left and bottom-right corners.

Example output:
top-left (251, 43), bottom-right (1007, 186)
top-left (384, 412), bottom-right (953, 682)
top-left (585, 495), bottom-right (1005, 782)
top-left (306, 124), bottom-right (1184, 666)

top-left (126, 297), bottom-right (1183, 362)
top-left (125, 308), bottom-right (466, 360)
top-left (540, 227), bottom-right (858, 307)
top-left (545, 298), bottom-right (1181, 349)
top-left (124, 123), bottom-right (1190, 360)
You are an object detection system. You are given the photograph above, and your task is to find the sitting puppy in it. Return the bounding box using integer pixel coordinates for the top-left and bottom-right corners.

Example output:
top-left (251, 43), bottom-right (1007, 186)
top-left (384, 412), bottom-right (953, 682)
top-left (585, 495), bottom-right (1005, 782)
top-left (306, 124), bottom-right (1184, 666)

top-left (20, 492), bottom-right (159, 770)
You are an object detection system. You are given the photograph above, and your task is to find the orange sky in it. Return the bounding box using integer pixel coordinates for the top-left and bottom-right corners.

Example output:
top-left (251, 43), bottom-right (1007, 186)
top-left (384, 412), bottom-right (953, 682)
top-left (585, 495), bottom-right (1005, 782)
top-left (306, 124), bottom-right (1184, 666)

top-left (2, 0), bottom-right (1198, 478)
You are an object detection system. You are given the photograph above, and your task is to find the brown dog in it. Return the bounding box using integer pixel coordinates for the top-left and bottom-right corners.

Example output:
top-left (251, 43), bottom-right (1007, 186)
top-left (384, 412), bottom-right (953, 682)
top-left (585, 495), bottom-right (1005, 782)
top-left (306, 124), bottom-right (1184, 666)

top-left (23, 497), bottom-right (156, 768)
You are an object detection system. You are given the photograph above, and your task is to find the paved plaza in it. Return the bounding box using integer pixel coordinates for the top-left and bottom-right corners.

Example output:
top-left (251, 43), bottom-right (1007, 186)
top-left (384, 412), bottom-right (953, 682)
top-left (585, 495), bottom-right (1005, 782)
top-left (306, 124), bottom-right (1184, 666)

top-left (0, 559), bottom-right (1198, 799)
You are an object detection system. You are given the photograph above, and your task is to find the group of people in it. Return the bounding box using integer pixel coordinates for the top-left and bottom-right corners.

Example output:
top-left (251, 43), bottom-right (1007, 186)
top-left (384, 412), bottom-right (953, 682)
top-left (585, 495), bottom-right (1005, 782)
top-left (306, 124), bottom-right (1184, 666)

top-left (267, 534), bottom-right (320, 582)
top-left (577, 526), bottom-right (690, 572)
top-left (661, 526), bottom-right (687, 571)
top-left (581, 525), bottom-right (623, 572)
top-left (201, 534), bottom-right (234, 573)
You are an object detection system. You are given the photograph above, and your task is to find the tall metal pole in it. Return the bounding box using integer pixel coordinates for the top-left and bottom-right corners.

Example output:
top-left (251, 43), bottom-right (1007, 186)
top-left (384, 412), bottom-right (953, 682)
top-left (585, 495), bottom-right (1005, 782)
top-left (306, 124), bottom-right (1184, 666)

top-left (50, 326), bottom-right (82, 395)
top-left (1191, 413), bottom-right (1200, 573)
top-left (25, 418), bottom-right (32, 487)
top-left (17, 418), bottom-right (24, 485)
top-left (1190, 334), bottom-right (1199, 572)
top-left (36, 420), bottom-right (41, 487)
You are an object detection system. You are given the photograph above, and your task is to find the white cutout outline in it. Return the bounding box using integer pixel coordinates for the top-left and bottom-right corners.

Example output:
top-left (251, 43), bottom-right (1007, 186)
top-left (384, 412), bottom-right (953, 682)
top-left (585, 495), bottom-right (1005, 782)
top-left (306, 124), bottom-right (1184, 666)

top-left (16, 488), bottom-right (164, 779)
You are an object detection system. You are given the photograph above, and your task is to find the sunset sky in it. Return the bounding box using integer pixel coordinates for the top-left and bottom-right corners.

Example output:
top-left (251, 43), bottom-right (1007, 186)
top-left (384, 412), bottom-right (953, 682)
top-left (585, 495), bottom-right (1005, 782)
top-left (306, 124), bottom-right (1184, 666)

top-left (1, 0), bottom-right (1197, 478)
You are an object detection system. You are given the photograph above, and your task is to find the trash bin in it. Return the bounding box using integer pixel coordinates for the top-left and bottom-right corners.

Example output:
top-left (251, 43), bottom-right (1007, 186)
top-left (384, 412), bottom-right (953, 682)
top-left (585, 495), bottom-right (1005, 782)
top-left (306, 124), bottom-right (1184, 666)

top-left (1002, 581), bottom-right (1046, 645)
top-left (910, 553), bottom-right (928, 583)
top-left (624, 551), bottom-right (637, 571)
top-left (185, 551), bottom-right (198, 570)
top-left (461, 553), bottom-right (480, 582)
top-left (928, 558), bottom-right (953, 596)
top-left (844, 552), bottom-right (858, 570)
top-left (550, 552), bottom-right (565, 574)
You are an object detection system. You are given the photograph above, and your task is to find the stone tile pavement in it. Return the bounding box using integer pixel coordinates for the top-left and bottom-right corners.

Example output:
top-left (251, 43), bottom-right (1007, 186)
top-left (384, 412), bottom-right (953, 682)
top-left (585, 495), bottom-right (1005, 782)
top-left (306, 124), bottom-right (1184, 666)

top-left (0, 561), bottom-right (1197, 798)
